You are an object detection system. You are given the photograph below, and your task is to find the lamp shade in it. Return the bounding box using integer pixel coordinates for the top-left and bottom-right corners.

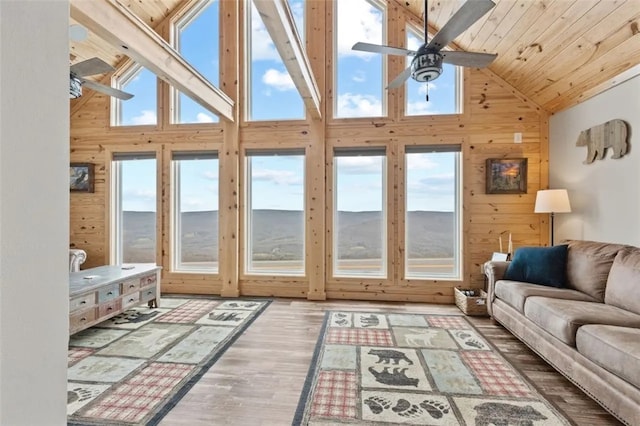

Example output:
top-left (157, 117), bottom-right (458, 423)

top-left (534, 189), bottom-right (571, 213)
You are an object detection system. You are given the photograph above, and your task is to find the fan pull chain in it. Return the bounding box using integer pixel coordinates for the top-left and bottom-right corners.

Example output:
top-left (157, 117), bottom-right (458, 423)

top-left (425, 80), bottom-right (430, 102)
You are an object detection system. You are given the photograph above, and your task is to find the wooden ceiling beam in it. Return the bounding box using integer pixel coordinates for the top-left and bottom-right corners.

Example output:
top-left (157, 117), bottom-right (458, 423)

top-left (253, 0), bottom-right (321, 119)
top-left (70, 0), bottom-right (234, 122)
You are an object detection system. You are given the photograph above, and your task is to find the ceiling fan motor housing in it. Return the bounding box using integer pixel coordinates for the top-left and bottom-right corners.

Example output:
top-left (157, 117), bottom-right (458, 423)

top-left (69, 75), bottom-right (82, 99)
top-left (411, 50), bottom-right (443, 82)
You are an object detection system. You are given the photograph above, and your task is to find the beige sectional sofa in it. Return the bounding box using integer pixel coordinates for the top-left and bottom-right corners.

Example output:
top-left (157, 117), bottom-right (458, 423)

top-left (484, 240), bottom-right (640, 425)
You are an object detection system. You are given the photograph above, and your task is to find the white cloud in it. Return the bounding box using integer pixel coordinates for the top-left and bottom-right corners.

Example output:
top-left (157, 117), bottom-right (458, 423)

top-left (336, 93), bottom-right (382, 117)
top-left (129, 110), bottom-right (156, 125)
top-left (337, 157), bottom-right (382, 175)
top-left (406, 153), bottom-right (439, 171)
top-left (253, 169), bottom-right (302, 185)
top-left (408, 174), bottom-right (455, 194)
top-left (336, 0), bottom-right (383, 59)
top-left (196, 112), bottom-right (215, 123)
top-left (352, 70), bottom-right (366, 83)
top-left (407, 101), bottom-right (435, 115)
top-left (262, 68), bottom-right (296, 91)
top-left (250, 3), bottom-right (280, 61)
top-left (289, 0), bottom-right (304, 37)
top-left (203, 171), bottom-right (218, 181)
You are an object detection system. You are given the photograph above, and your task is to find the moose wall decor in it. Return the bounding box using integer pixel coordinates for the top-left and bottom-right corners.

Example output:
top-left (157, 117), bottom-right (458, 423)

top-left (576, 119), bottom-right (630, 164)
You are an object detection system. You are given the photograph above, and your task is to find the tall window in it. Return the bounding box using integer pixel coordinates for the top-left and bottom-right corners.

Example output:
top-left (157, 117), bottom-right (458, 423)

top-left (245, 150), bottom-right (305, 275)
top-left (111, 153), bottom-right (157, 264)
top-left (112, 63), bottom-right (157, 126)
top-left (173, 0), bottom-right (220, 124)
top-left (333, 148), bottom-right (386, 277)
top-left (247, 0), bottom-right (305, 121)
top-left (405, 26), bottom-right (461, 115)
top-left (171, 152), bottom-right (219, 272)
top-left (405, 146), bottom-right (461, 279)
top-left (334, 0), bottom-right (385, 118)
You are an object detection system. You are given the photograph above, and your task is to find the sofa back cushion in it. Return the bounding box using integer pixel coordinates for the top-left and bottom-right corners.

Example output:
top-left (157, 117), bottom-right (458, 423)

top-left (605, 249), bottom-right (640, 315)
top-left (565, 240), bottom-right (628, 302)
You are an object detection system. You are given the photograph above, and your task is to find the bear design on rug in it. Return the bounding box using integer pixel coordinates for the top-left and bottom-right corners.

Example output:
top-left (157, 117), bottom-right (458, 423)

top-left (473, 402), bottom-right (547, 426)
top-left (368, 366), bottom-right (419, 387)
top-left (368, 349), bottom-right (413, 365)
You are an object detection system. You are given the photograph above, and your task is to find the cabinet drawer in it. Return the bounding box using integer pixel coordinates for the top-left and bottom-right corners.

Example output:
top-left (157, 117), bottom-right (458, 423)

top-left (122, 292), bottom-right (140, 309)
top-left (98, 283), bottom-right (120, 303)
top-left (122, 278), bottom-right (140, 294)
top-left (98, 299), bottom-right (122, 317)
top-left (141, 273), bottom-right (157, 287)
top-left (70, 308), bottom-right (97, 331)
top-left (140, 286), bottom-right (157, 304)
top-left (70, 293), bottom-right (96, 312)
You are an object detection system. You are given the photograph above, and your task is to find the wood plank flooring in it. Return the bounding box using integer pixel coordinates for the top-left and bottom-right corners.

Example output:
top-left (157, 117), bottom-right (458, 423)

top-left (159, 298), bottom-right (623, 425)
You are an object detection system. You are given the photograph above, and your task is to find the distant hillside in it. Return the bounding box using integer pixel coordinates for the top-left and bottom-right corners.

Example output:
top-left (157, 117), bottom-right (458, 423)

top-left (121, 210), bottom-right (453, 263)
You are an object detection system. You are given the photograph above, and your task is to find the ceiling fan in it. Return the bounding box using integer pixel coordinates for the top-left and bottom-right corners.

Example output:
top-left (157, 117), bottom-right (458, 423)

top-left (70, 57), bottom-right (134, 100)
top-left (352, 0), bottom-right (497, 97)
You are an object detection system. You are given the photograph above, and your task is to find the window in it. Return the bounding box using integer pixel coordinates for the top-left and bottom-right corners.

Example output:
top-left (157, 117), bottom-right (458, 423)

top-left (333, 148), bottom-right (386, 277)
top-left (171, 152), bottom-right (219, 272)
top-left (112, 63), bottom-right (157, 126)
top-left (334, 0), bottom-right (385, 118)
top-left (405, 25), bottom-right (461, 115)
top-left (247, 0), bottom-right (305, 121)
top-left (111, 153), bottom-right (157, 264)
top-left (245, 150), bottom-right (305, 275)
top-left (173, 0), bottom-right (220, 124)
top-left (405, 145), bottom-right (461, 279)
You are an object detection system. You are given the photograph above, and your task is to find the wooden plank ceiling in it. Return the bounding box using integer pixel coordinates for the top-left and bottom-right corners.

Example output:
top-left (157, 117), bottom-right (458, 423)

top-left (70, 0), bottom-right (640, 113)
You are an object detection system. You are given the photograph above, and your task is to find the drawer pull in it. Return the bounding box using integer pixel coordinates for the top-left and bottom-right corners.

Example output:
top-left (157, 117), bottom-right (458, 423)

top-left (80, 317), bottom-right (87, 322)
top-left (107, 291), bottom-right (114, 296)
top-left (107, 307), bottom-right (113, 312)
top-left (128, 298), bottom-right (135, 303)
top-left (129, 284), bottom-right (135, 289)
top-left (80, 301), bottom-right (86, 305)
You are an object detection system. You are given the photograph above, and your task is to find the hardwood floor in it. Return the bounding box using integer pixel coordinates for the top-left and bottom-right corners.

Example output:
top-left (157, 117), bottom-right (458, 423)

top-left (159, 298), bottom-right (623, 425)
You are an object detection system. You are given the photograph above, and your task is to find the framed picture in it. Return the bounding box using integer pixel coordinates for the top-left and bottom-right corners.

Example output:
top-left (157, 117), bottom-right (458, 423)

top-left (486, 158), bottom-right (527, 194)
top-left (70, 163), bottom-right (95, 193)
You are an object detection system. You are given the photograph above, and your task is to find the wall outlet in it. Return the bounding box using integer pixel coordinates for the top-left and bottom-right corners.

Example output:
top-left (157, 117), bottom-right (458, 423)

top-left (514, 132), bottom-right (522, 143)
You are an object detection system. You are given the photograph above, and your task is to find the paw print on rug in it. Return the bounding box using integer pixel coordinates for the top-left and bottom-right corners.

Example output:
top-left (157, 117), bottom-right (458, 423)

top-left (363, 396), bottom-right (392, 414)
top-left (465, 338), bottom-right (485, 349)
top-left (68, 387), bottom-right (99, 404)
top-left (419, 400), bottom-right (450, 419)
top-left (392, 399), bottom-right (422, 418)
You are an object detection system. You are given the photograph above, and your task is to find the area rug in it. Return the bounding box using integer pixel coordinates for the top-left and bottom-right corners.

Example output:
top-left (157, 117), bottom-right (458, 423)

top-left (67, 297), bottom-right (270, 425)
top-left (293, 311), bottom-right (571, 425)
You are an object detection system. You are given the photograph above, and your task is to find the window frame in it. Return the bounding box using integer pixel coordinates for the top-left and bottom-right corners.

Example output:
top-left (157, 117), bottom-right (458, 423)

top-left (332, 0), bottom-right (388, 121)
top-left (169, 0), bottom-right (221, 125)
top-left (331, 147), bottom-right (388, 279)
top-left (402, 144), bottom-right (463, 281)
top-left (170, 151), bottom-right (220, 274)
top-left (243, 148), bottom-right (307, 277)
top-left (108, 150), bottom-right (160, 266)
top-left (110, 61), bottom-right (158, 128)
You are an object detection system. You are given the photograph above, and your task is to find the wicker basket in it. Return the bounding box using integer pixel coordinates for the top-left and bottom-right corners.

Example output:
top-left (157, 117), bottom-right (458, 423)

top-left (454, 287), bottom-right (488, 316)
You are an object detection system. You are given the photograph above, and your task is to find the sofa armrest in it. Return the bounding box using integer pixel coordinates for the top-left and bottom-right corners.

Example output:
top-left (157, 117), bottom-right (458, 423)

top-left (483, 260), bottom-right (511, 317)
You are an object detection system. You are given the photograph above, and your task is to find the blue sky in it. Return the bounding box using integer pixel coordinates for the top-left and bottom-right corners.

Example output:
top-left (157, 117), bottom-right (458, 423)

top-left (118, 0), bottom-right (458, 213)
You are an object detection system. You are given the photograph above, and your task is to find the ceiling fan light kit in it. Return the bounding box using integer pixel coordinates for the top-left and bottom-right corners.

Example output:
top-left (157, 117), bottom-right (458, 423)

top-left (352, 0), bottom-right (497, 95)
top-left (69, 76), bottom-right (82, 99)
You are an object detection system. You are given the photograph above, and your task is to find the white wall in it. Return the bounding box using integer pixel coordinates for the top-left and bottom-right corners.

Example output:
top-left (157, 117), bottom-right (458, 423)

top-left (549, 74), bottom-right (640, 246)
top-left (0, 1), bottom-right (69, 424)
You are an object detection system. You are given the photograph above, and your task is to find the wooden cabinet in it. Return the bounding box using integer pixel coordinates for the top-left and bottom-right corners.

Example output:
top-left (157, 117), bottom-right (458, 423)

top-left (69, 264), bottom-right (161, 335)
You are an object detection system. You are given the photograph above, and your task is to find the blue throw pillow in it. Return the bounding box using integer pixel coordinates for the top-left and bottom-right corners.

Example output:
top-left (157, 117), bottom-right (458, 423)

top-left (503, 245), bottom-right (568, 288)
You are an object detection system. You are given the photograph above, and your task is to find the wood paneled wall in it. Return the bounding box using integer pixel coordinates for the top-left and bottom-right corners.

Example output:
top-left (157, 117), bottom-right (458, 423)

top-left (70, 0), bottom-right (548, 303)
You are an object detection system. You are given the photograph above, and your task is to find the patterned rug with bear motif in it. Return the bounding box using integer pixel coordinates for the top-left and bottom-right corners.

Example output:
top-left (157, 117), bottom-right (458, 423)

top-left (67, 297), bottom-right (270, 425)
top-left (293, 311), bottom-right (570, 425)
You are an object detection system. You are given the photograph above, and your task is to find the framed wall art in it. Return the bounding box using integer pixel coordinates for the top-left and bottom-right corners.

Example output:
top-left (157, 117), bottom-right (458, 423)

top-left (70, 163), bottom-right (95, 193)
top-left (486, 158), bottom-right (527, 194)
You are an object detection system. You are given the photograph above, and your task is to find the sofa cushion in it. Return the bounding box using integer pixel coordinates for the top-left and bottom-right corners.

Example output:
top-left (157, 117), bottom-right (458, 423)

top-left (565, 240), bottom-right (628, 302)
top-left (524, 296), bottom-right (640, 346)
top-left (605, 249), bottom-right (640, 315)
top-left (495, 281), bottom-right (597, 314)
top-left (576, 325), bottom-right (640, 388)
top-left (503, 245), bottom-right (568, 288)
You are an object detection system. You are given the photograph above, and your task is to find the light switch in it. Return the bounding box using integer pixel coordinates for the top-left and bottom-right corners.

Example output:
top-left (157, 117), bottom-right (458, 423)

top-left (514, 132), bottom-right (522, 143)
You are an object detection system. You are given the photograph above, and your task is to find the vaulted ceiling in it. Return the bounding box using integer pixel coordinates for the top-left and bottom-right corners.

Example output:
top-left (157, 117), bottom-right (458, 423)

top-left (70, 0), bottom-right (640, 114)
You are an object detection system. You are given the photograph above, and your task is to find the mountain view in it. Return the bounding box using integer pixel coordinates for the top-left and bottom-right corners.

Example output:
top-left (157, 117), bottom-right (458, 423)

top-left (122, 210), bottom-right (454, 263)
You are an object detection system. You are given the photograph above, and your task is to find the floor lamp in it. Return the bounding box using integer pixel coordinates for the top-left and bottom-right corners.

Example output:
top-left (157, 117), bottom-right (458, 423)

top-left (534, 189), bottom-right (571, 246)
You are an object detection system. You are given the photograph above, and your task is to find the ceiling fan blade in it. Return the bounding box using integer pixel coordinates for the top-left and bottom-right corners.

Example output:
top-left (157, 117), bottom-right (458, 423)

top-left (352, 42), bottom-right (415, 57)
top-left (441, 51), bottom-right (497, 68)
top-left (426, 0), bottom-right (495, 51)
top-left (70, 57), bottom-right (115, 78)
top-left (387, 66), bottom-right (413, 90)
top-left (80, 79), bottom-right (134, 100)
